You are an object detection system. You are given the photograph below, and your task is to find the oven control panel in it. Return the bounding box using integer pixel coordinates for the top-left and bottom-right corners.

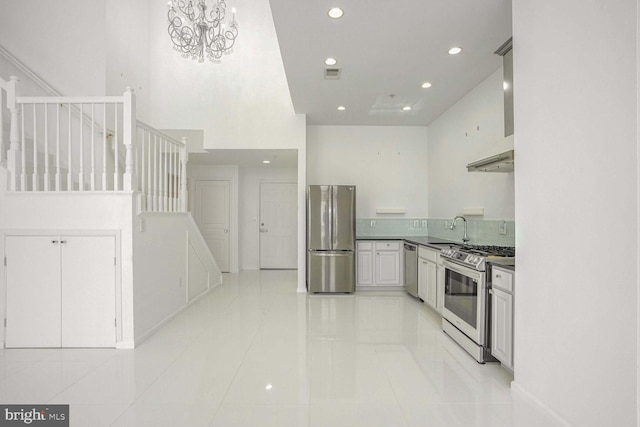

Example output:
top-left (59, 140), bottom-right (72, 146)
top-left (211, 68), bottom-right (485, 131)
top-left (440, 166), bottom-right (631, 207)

top-left (441, 248), bottom-right (485, 270)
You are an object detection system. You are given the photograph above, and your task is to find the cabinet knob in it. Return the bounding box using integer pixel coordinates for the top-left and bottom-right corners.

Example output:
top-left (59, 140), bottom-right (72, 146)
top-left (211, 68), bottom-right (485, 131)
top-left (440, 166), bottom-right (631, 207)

top-left (496, 274), bottom-right (502, 278)
top-left (51, 240), bottom-right (59, 244)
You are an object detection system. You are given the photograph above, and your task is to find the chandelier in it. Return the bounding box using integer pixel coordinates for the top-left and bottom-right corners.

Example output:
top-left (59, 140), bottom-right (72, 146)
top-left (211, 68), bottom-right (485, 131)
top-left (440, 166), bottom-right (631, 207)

top-left (167, 0), bottom-right (238, 63)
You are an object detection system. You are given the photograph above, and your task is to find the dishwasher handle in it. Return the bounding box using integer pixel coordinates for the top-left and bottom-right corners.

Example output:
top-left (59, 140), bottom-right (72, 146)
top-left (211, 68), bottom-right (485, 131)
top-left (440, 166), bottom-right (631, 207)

top-left (404, 244), bottom-right (417, 251)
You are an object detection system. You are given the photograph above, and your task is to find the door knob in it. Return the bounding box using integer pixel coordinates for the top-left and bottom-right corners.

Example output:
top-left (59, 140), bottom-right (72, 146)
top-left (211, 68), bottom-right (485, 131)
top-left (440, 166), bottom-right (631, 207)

top-left (224, 229), bottom-right (228, 234)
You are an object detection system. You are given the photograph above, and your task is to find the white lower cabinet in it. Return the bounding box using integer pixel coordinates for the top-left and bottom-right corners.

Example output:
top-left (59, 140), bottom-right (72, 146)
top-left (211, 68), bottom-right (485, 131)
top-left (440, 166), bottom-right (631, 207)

top-left (491, 265), bottom-right (515, 370)
top-left (5, 234), bottom-right (117, 348)
top-left (418, 246), bottom-right (440, 311)
top-left (357, 241), bottom-right (402, 288)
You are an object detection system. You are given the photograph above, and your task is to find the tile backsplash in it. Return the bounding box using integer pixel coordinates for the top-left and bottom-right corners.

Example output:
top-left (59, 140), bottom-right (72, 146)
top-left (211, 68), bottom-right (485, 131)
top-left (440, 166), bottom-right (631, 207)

top-left (356, 217), bottom-right (515, 246)
top-left (356, 218), bottom-right (428, 237)
top-left (427, 218), bottom-right (515, 246)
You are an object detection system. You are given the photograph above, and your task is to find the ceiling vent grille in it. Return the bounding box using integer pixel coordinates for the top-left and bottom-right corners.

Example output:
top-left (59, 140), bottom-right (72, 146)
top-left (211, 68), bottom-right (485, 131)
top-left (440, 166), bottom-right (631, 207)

top-left (324, 67), bottom-right (341, 80)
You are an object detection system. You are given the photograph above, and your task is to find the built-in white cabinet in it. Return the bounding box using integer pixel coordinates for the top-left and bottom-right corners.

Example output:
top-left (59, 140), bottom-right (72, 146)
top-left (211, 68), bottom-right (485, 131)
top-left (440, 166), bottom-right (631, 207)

top-left (491, 265), bottom-right (514, 371)
top-left (418, 246), bottom-right (439, 310)
top-left (356, 242), bottom-right (374, 286)
top-left (5, 234), bottom-right (117, 348)
top-left (357, 240), bottom-right (402, 288)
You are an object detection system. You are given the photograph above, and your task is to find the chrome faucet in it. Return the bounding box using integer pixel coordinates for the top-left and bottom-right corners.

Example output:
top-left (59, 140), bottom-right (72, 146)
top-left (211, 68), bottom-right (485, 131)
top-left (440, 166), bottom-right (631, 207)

top-left (449, 216), bottom-right (470, 243)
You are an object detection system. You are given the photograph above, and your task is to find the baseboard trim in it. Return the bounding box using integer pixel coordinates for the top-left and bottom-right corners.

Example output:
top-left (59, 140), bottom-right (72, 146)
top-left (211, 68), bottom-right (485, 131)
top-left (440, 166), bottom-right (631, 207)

top-left (116, 340), bottom-right (135, 350)
top-left (511, 381), bottom-right (572, 427)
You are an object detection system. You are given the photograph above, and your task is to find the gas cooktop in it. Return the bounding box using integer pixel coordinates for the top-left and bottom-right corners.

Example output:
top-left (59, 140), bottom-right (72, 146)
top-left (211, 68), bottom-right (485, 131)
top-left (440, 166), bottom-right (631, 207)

top-left (441, 244), bottom-right (515, 271)
top-left (458, 245), bottom-right (515, 258)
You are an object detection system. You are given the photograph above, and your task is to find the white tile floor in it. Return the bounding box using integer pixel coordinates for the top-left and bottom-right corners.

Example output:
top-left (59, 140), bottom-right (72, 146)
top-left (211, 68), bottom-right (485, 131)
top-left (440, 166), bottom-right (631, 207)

top-left (0, 270), bottom-right (555, 426)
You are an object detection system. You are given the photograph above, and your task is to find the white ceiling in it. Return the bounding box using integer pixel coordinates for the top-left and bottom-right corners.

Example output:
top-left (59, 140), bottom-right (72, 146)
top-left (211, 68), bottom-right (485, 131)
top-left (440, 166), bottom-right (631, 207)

top-left (269, 0), bottom-right (512, 126)
top-left (189, 149), bottom-right (298, 168)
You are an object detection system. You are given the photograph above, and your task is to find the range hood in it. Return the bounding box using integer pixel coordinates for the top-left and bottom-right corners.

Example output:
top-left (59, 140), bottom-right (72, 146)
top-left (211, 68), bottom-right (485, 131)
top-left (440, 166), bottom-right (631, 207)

top-left (467, 150), bottom-right (514, 172)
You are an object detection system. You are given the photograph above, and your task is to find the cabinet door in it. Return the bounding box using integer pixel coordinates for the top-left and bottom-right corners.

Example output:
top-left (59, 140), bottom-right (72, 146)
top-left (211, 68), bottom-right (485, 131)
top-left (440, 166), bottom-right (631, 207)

top-left (5, 236), bottom-right (62, 348)
top-left (491, 287), bottom-right (513, 369)
top-left (436, 265), bottom-right (445, 314)
top-left (61, 236), bottom-right (116, 347)
top-left (375, 250), bottom-right (400, 285)
top-left (357, 250), bottom-right (374, 286)
top-left (425, 260), bottom-right (438, 308)
top-left (418, 259), bottom-right (428, 301)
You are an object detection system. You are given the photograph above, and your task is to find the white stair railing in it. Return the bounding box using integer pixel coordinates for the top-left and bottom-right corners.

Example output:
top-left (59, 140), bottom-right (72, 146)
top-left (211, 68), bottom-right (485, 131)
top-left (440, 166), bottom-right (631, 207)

top-left (136, 123), bottom-right (188, 213)
top-left (2, 79), bottom-right (188, 212)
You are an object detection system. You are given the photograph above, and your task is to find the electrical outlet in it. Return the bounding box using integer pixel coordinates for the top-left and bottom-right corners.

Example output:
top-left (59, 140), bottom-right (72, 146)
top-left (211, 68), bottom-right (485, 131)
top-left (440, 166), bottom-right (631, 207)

top-left (422, 220), bottom-right (427, 228)
top-left (413, 220), bottom-right (419, 228)
top-left (444, 220), bottom-right (450, 229)
top-left (370, 220), bottom-right (376, 228)
top-left (499, 220), bottom-right (507, 235)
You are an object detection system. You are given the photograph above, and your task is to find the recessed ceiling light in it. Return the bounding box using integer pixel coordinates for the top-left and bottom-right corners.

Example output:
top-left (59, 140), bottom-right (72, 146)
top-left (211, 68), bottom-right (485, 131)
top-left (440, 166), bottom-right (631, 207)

top-left (448, 47), bottom-right (463, 55)
top-left (421, 82), bottom-right (432, 89)
top-left (403, 106), bottom-right (412, 111)
top-left (327, 7), bottom-right (344, 19)
top-left (262, 160), bottom-right (271, 164)
top-left (337, 106), bottom-right (346, 111)
top-left (325, 58), bottom-right (337, 66)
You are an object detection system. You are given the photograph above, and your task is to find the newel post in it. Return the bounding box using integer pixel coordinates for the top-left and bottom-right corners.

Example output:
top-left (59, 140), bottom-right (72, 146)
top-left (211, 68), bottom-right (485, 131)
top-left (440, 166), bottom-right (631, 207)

top-left (122, 87), bottom-right (137, 191)
top-left (180, 137), bottom-right (188, 212)
top-left (6, 76), bottom-right (21, 191)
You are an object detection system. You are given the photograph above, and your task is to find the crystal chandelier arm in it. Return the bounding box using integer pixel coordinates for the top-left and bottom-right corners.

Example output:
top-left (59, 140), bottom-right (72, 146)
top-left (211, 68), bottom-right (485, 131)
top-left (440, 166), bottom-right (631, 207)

top-left (171, 0), bottom-right (197, 22)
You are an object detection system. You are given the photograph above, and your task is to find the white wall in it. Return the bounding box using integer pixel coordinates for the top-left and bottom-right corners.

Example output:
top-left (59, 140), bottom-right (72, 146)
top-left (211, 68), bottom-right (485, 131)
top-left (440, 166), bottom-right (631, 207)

top-left (307, 126), bottom-right (429, 218)
top-left (0, 0), bottom-right (107, 96)
top-left (105, 0), bottom-right (151, 122)
top-left (146, 0), bottom-right (305, 150)
top-left (512, 1), bottom-right (637, 426)
top-left (0, 0), bottom-right (153, 120)
top-left (239, 167), bottom-right (297, 270)
top-left (132, 212), bottom-right (222, 343)
top-left (427, 68), bottom-right (514, 220)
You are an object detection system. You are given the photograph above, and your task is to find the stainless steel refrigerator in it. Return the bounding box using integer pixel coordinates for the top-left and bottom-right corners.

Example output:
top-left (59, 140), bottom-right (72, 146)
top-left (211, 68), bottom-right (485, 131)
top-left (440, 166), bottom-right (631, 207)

top-left (307, 185), bottom-right (356, 293)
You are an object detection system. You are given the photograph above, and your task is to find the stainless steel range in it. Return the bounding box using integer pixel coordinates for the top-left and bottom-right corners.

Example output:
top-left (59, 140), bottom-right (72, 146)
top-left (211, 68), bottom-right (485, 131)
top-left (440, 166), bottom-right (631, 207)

top-left (440, 244), bottom-right (515, 363)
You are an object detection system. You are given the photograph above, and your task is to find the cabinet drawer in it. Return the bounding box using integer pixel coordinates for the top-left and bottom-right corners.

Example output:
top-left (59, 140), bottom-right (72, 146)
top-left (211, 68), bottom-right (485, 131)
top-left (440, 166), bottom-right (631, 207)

top-left (357, 241), bottom-right (373, 251)
top-left (492, 267), bottom-right (514, 293)
top-left (375, 241), bottom-right (400, 251)
top-left (418, 246), bottom-right (438, 262)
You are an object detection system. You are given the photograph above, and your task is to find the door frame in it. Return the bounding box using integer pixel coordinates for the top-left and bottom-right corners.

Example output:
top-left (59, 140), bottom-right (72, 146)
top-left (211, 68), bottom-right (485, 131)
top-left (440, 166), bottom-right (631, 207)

top-left (258, 180), bottom-right (298, 269)
top-left (1, 229), bottom-right (122, 347)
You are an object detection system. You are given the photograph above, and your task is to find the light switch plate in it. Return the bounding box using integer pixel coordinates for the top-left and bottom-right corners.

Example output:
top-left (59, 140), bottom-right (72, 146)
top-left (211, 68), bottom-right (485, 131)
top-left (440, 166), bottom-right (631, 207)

top-left (422, 220), bottom-right (427, 227)
top-left (413, 220), bottom-right (419, 228)
top-left (499, 220), bottom-right (507, 235)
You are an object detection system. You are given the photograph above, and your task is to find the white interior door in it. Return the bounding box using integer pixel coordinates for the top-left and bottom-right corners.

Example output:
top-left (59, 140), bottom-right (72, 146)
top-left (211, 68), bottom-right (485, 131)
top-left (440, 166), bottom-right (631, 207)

top-left (195, 180), bottom-right (230, 272)
top-left (61, 236), bottom-right (116, 347)
top-left (5, 236), bottom-right (62, 348)
top-left (260, 182), bottom-right (297, 269)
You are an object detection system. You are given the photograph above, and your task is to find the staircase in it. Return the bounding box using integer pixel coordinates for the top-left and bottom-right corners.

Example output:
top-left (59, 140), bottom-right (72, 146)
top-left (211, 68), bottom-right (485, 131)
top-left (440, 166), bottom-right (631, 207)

top-left (0, 56), bottom-right (222, 349)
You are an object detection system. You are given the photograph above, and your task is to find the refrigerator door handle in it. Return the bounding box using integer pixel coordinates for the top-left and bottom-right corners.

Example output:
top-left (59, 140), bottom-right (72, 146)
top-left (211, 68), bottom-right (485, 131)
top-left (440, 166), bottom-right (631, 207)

top-left (331, 186), bottom-right (337, 249)
top-left (309, 251), bottom-right (353, 257)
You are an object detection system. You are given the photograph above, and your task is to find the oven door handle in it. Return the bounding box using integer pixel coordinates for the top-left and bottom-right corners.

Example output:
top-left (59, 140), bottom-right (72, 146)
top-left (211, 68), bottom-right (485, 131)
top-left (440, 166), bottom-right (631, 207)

top-left (442, 259), bottom-right (483, 282)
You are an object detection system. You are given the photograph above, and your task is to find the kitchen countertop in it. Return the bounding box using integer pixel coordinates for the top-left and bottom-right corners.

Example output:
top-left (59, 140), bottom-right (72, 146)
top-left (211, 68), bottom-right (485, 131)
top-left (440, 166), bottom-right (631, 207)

top-left (488, 261), bottom-right (515, 271)
top-left (356, 235), bottom-right (459, 249)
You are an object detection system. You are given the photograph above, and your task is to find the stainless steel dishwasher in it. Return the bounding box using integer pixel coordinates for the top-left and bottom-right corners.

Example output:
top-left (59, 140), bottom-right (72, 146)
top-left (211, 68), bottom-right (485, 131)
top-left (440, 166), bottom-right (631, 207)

top-left (404, 243), bottom-right (418, 298)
